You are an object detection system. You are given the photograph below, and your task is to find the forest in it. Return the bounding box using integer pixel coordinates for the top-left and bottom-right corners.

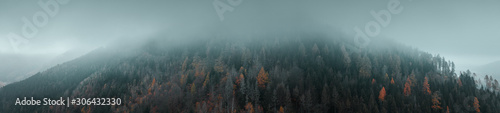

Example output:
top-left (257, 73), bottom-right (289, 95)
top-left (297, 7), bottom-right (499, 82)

top-left (0, 31), bottom-right (499, 113)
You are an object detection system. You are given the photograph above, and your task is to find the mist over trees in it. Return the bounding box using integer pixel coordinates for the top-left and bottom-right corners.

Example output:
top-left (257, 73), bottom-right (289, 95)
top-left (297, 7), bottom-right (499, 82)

top-left (1, 31), bottom-right (499, 113)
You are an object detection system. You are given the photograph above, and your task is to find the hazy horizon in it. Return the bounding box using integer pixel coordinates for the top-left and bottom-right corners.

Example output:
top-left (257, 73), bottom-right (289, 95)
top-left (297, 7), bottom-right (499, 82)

top-left (1, 0), bottom-right (499, 83)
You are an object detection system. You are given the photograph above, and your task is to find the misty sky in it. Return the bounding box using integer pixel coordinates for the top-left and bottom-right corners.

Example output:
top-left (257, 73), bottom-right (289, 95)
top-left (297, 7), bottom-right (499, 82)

top-left (1, 0), bottom-right (499, 82)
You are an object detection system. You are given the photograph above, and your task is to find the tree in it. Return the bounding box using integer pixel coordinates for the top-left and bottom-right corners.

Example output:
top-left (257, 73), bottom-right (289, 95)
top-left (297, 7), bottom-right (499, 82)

top-left (359, 54), bottom-right (372, 78)
top-left (257, 67), bottom-right (269, 88)
top-left (245, 102), bottom-right (255, 113)
top-left (372, 79), bottom-right (376, 85)
top-left (404, 78), bottom-right (411, 96)
top-left (390, 77), bottom-right (395, 85)
top-left (321, 84), bottom-right (330, 112)
top-left (278, 106), bottom-right (284, 113)
top-left (494, 79), bottom-right (499, 92)
top-left (474, 97), bottom-right (480, 113)
top-left (379, 87), bottom-right (386, 101)
top-left (203, 73), bottom-right (210, 89)
top-left (322, 44), bottom-right (329, 55)
top-left (458, 79), bottom-right (463, 87)
top-left (423, 77), bottom-right (431, 95)
top-left (312, 43), bottom-right (320, 55)
top-left (148, 78), bottom-right (156, 95)
top-left (431, 91), bottom-right (442, 110)
top-left (190, 83), bottom-right (196, 94)
top-left (340, 45), bottom-right (351, 70)
top-left (485, 75), bottom-right (491, 90)
top-left (299, 43), bottom-right (306, 57)
top-left (446, 106), bottom-right (450, 113)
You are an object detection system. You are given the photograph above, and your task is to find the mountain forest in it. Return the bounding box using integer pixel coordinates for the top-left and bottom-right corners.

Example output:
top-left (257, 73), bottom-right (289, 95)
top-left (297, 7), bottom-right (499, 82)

top-left (1, 32), bottom-right (499, 113)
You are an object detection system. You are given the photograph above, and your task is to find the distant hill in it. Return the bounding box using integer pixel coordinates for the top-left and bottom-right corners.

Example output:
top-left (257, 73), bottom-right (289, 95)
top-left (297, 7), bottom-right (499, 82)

top-left (0, 33), bottom-right (498, 113)
top-left (475, 60), bottom-right (500, 79)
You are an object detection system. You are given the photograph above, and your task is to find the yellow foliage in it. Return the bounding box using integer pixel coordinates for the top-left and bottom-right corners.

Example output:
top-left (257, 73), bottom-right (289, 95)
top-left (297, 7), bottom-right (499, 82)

top-left (257, 67), bottom-right (269, 88)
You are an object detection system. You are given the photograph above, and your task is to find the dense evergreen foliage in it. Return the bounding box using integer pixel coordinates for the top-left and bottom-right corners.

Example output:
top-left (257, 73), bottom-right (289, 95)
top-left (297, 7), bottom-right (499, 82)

top-left (1, 32), bottom-right (499, 113)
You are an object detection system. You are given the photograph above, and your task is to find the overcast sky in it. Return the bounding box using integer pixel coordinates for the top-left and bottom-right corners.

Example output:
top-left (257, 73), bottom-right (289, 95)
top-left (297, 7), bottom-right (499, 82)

top-left (1, 0), bottom-right (499, 82)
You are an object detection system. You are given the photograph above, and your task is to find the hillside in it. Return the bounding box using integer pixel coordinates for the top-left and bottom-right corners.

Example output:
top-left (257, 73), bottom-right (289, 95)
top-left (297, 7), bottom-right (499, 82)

top-left (476, 61), bottom-right (500, 78)
top-left (1, 33), bottom-right (499, 113)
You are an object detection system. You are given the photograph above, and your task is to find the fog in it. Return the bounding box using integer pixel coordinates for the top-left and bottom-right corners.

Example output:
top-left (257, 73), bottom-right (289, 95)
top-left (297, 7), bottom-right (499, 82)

top-left (1, 0), bottom-right (499, 83)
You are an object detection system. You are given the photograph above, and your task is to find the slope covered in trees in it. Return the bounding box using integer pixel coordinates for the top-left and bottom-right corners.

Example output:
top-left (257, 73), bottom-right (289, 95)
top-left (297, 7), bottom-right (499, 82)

top-left (1, 32), bottom-right (499, 113)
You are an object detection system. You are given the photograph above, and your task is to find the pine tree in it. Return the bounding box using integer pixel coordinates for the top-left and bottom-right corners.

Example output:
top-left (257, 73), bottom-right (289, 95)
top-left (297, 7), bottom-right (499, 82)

top-left (312, 43), bottom-right (320, 55)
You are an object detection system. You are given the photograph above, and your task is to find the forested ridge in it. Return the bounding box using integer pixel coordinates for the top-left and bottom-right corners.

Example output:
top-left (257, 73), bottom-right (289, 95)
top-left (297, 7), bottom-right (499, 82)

top-left (1, 32), bottom-right (499, 113)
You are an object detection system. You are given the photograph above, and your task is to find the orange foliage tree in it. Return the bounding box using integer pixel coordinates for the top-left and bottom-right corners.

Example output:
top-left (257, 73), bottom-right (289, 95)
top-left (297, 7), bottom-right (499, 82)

top-left (458, 79), bottom-right (463, 87)
top-left (423, 77), bottom-right (431, 95)
top-left (245, 102), bottom-right (255, 113)
top-left (372, 78), bottom-right (376, 85)
top-left (379, 87), bottom-right (386, 101)
top-left (390, 77), bottom-right (395, 84)
top-left (431, 91), bottom-right (442, 110)
top-left (148, 78), bottom-right (156, 95)
top-left (278, 106), bottom-right (284, 113)
top-left (474, 97), bottom-right (480, 113)
top-left (257, 67), bottom-right (269, 88)
top-left (404, 78), bottom-right (411, 96)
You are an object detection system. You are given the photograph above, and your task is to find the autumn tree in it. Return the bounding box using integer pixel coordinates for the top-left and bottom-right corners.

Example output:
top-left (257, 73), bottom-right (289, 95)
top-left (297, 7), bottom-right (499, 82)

top-left (404, 78), bottom-right (411, 96)
top-left (423, 77), bottom-right (431, 95)
top-left (379, 87), bottom-right (386, 101)
top-left (446, 106), bottom-right (450, 113)
top-left (190, 83), bottom-right (196, 94)
top-left (203, 73), bottom-right (210, 89)
top-left (474, 97), bottom-right (480, 113)
top-left (458, 79), bottom-right (463, 87)
top-left (372, 79), bottom-right (376, 85)
top-left (431, 91), bottom-right (442, 110)
top-left (257, 67), bottom-right (269, 88)
top-left (245, 102), bottom-right (255, 113)
top-left (278, 106), bottom-right (284, 113)
top-left (148, 78), bottom-right (156, 95)
top-left (390, 77), bottom-right (395, 84)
